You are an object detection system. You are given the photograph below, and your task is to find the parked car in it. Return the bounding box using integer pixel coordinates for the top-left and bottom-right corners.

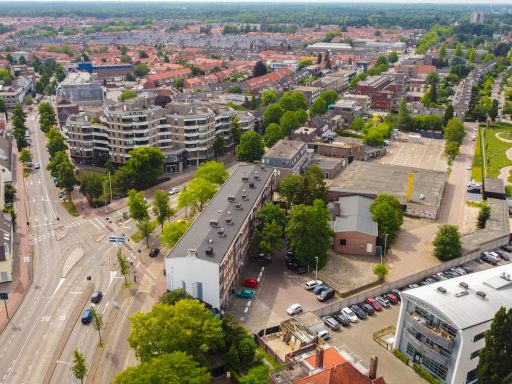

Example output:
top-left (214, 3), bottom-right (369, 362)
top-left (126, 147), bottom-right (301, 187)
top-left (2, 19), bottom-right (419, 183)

top-left (350, 304), bottom-right (368, 320)
top-left (494, 250), bottom-right (510, 261)
top-left (58, 191), bottom-right (66, 199)
top-left (305, 280), bottom-right (323, 291)
top-left (460, 266), bottom-right (474, 274)
top-left (149, 248), bottom-right (160, 257)
top-left (407, 284), bottom-right (420, 289)
top-left (34, 163), bottom-right (40, 170)
top-left (287, 304), bottom-right (302, 316)
top-left (90, 291), bottom-right (103, 304)
top-left (391, 290), bottom-right (402, 302)
top-left (235, 289), bottom-right (254, 299)
top-left (288, 262), bottom-right (306, 274)
top-left (366, 297), bottom-right (383, 311)
top-left (322, 316), bottom-right (341, 331)
top-left (317, 330), bottom-right (330, 341)
top-left (385, 293), bottom-right (399, 304)
top-left (436, 272), bottom-right (449, 280)
top-left (168, 187), bottom-right (179, 195)
top-left (317, 287), bottom-right (335, 302)
top-left (332, 312), bottom-right (351, 327)
top-left (361, 303), bottom-right (376, 316)
top-left (502, 245), bottom-right (512, 252)
top-left (341, 307), bottom-right (358, 323)
top-left (312, 284), bottom-right (329, 295)
top-left (254, 253), bottom-right (272, 263)
top-left (81, 308), bottom-right (93, 324)
top-left (376, 296), bottom-right (390, 308)
top-left (242, 279), bottom-right (259, 289)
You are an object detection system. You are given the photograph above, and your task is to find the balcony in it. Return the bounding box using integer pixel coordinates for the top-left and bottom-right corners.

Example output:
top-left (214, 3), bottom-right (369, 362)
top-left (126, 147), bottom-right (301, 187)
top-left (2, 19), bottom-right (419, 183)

top-left (404, 332), bottom-right (451, 367)
top-left (405, 313), bottom-right (455, 352)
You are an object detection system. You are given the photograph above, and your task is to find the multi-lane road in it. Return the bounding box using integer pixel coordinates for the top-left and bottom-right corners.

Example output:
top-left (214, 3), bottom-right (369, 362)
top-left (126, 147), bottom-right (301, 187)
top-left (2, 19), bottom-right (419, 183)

top-left (0, 108), bottom-right (130, 384)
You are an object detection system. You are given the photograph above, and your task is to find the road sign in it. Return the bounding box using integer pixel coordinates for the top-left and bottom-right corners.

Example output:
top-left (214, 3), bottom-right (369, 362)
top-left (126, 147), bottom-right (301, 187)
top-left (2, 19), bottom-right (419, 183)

top-left (108, 234), bottom-right (125, 244)
top-left (0, 292), bottom-right (8, 300)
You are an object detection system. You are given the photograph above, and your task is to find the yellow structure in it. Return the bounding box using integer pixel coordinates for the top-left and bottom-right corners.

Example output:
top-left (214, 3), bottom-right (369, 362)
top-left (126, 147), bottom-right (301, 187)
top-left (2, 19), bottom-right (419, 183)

top-left (407, 171), bottom-right (415, 201)
top-left (373, 114), bottom-right (379, 123)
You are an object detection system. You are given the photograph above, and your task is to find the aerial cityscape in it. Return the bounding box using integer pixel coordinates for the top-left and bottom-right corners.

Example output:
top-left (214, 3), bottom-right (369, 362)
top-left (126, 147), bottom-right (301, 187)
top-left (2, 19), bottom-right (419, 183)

top-left (0, 1), bottom-right (512, 383)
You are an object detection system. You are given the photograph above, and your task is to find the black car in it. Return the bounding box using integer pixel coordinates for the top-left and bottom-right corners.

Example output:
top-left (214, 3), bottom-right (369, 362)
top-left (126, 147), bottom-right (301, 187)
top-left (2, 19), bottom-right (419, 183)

top-left (360, 303), bottom-right (376, 316)
top-left (254, 253), bottom-right (272, 263)
top-left (149, 248), bottom-right (160, 257)
top-left (288, 262), bottom-right (306, 274)
top-left (350, 304), bottom-right (368, 320)
top-left (91, 291), bottom-right (103, 304)
top-left (332, 312), bottom-right (351, 327)
top-left (502, 245), bottom-right (512, 252)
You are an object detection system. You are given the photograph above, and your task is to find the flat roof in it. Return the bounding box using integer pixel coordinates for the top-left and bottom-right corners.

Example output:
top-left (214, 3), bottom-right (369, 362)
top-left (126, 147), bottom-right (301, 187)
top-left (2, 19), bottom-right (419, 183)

top-left (484, 177), bottom-right (506, 195)
top-left (263, 139), bottom-right (306, 161)
top-left (329, 161), bottom-right (446, 210)
top-left (165, 164), bottom-right (274, 264)
top-left (402, 264), bottom-right (512, 330)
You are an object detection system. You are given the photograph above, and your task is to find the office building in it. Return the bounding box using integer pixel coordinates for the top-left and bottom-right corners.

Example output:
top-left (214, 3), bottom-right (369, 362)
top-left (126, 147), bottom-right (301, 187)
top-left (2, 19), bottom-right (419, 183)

top-left (164, 164), bottom-right (276, 309)
top-left (394, 264), bottom-right (512, 383)
top-left (56, 72), bottom-right (104, 106)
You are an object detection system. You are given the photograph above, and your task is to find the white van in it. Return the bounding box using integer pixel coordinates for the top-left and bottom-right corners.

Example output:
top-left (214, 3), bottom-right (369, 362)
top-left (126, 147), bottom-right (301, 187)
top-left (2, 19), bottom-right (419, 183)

top-left (305, 280), bottom-right (323, 290)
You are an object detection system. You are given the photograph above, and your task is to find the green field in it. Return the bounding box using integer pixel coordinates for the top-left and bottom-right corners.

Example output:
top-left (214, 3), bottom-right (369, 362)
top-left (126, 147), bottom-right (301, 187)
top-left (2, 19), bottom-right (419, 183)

top-left (471, 122), bottom-right (512, 181)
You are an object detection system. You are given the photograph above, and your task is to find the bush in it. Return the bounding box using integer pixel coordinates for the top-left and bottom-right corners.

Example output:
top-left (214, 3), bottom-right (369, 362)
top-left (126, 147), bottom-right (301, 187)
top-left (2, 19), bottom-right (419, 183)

top-left (506, 185), bottom-right (512, 197)
top-left (392, 349), bottom-right (409, 365)
top-left (413, 363), bottom-right (443, 384)
top-left (477, 203), bottom-right (491, 229)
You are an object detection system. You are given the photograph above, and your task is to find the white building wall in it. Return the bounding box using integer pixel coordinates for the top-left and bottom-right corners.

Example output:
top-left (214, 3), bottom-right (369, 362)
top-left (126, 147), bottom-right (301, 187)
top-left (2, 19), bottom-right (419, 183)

top-left (165, 255), bottom-right (221, 308)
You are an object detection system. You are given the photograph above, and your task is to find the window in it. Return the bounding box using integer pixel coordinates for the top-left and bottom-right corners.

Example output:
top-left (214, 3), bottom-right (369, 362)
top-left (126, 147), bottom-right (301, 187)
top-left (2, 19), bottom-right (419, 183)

top-left (0, 271), bottom-right (8, 282)
top-left (473, 332), bottom-right (485, 342)
top-left (470, 350), bottom-right (481, 360)
top-left (406, 343), bottom-right (415, 357)
top-left (339, 239), bottom-right (347, 245)
top-left (466, 368), bottom-right (478, 383)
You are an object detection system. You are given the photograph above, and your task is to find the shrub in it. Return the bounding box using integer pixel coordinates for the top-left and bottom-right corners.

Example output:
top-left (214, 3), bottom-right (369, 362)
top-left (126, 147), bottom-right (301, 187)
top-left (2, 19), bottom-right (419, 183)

top-left (413, 363), bottom-right (443, 384)
top-left (392, 349), bottom-right (409, 365)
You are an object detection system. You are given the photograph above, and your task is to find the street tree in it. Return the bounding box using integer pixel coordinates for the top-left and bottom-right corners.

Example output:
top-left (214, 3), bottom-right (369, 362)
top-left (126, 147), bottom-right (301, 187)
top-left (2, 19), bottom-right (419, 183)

top-left (159, 288), bottom-right (193, 306)
top-left (373, 263), bottom-right (389, 280)
top-left (91, 307), bottom-right (104, 346)
top-left (263, 123), bottom-right (284, 147)
top-left (299, 163), bottom-right (327, 205)
top-left (213, 135), bottom-right (225, 159)
top-left (47, 151), bottom-right (69, 178)
top-left (263, 104), bottom-right (284, 126)
top-left (46, 128), bottom-right (68, 157)
top-left (137, 218), bottom-right (153, 247)
top-left (231, 116), bottom-right (242, 149)
top-left (78, 171), bottom-right (103, 206)
top-left (178, 178), bottom-right (217, 214)
top-left (194, 161), bottom-right (228, 185)
top-left (350, 117), bottom-right (365, 131)
top-left (369, 194), bottom-right (404, 244)
top-left (57, 160), bottom-right (79, 194)
top-left (236, 131), bottom-right (265, 162)
top-left (388, 51), bottom-right (399, 63)
top-left (278, 91), bottom-right (307, 112)
top-left (19, 148), bottom-right (31, 165)
top-left (490, 99), bottom-right (499, 121)
top-left (279, 110), bottom-right (300, 136)
top-left (258, 219), bottom-right (284, 254)
top-left (113, 351), bottom-right (212, 384)
top-left (257, 202), bottom-right (287, 230)
top-left (71, 348), bottom-right (87, 384)
top-left (127, 189), bottom-right (149, 222)
top-left (124, 147), bottom-right (164, 189)
top-left (161, 220), bottom-right (191, 249)
top-left (444, 118), bottom-right (465, 144)
top-left (286, 200), bottom-right (332, 269)
top-left (261, 89), bottom-right (278, 105)
top-left (252, 61), bottom-right (267, 77)
top-left (396, 99), bottom-right (412, 130)
top-left (433, 224), bottom-right (462, 261)
top-left (310, 97), bottom-right (327, 117)
top-left (477, 307), bottom-right (512, 384)
top-left (443, 104), bottom-right (454, 126)
top-left (153, 189), bottom-right (174, 229)
top-left (277, 174), bottom-right (302, 209)
top-left (445, 141), bottom-right (460, 163)
top-left (117, 249), bottom-right (131, 286)
top-left (128, 299), bottom-right (224, 362)
top-left (295, 109), bottom-right (309, 125)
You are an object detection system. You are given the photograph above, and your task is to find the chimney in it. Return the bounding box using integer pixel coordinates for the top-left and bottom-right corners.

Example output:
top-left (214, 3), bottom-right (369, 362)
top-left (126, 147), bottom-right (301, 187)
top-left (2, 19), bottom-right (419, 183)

top-left (315, 346), bottom-right (324, 369)
top-left (369, 356), bottom-right (378, 380)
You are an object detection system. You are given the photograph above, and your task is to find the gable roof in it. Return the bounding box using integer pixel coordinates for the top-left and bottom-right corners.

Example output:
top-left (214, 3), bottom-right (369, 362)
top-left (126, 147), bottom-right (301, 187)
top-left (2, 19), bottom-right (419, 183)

top-left (334, 195), bottom-right (378, 237)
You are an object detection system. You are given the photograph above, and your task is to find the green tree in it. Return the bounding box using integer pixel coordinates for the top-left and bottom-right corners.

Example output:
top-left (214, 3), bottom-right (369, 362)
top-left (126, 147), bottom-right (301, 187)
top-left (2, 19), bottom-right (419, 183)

top-left (277, 174), bottom-right (302, 209)
top-left (236, 131), bottom-right (265, 162)
top-left (71, 348), bottom-right (87, 384)
top-left (113, 351), bottom-right (212, 384)
top-left (433, 224), bottom-right (461, 261)
top-left (124, 147), bottom-right (164, 189)
top-left (0, 99), bottom-right (5, 114)
top-left (139, 50), bottom-right (149, 59)
top-left (153, 190), bottom-right (174, 229)
top-left (477, 307), bottom-right (512, 384)
top-left (159, 288), bottom-right (193, 305)
top-left (396, 99), bottom-right (412, 130)
top-left (161, 220), bottom-right (191, 249)
top-left (444, 141), bottom-right (460, 163)
top-left (262, 89), bottom-right (278, 105)
top-left (317, 53), bottom-right (322, 64)
top-left (263, 104), bottom-right (284, 126)
top-left (319, 90), bottom-right (339, 107)
top-left (286, 200), bottom-right (332, 269)
top-left (279, 110), bottom-right (301, 136)
top-left (194, 161), bottom-right (228, 185)
top-left (376, 55), bottom-right (388, 66)
top-left (438, 43), bottom-right (447, 66)
top-left (454, 43), bottom-right (463, 57)
top-left (388, 51), bottom-right (399, 63)
top-left (477, 203), bottom-right (491, 229)
top-left (179, 177), bottom-right (217, 213)
top-left (47, 151), bottom-right (69, 178)
top-left (489, 99), bottom-right (499, 121)
top-left (279, 91), bottom-right (307, 112)
top-left (25, 96), bottom-right (33, 106)
top-left (350, 117), bottom-right (365, 131)
top-left (444, 118), bottom-right (465, 144)
top-left (294, 109), bottom-right (309, 125)
top-left (373, 263), bottom-right (389, 280)
top-left (263, 123), bottom-right (284, 147)
top-left (128, 189), bottom-right (149, 222)
top-left (137, 218), bottom-right (153, 247)
top-left (128, 300), bottom-right (224, 362)
top-left (57, 160), bottom-right (79, 194)
top-left (117, 249), bottom-right (131, 286)
top-left (258, 219), bottom-right (283, 254)
top-left (310, 97), bottom-right (327, 117)
top-left (443, 104), bottom-right (454, 126)
top-left (91, 307), bottom-right (104, 346)
top-left (468, 47), bottom-right (476, 63)
top-left (213, 135), bottom-right (225, 159)
top-left (369, 194), bottom-right (404, 244)
top-left (119, 89), bottom-right (138, 101)
top-left (19, 148), bottom-right (31, 165)
top-left (299, 163), bottom-right (327, 205)
top-left (257, 202), bottom-right (287, 230)
top-left (252, 61), bottom-right (267, 77)
top-left (132, 63), bottom-right (150, 78)
top-left (46, 128), bottom-right (68, 157)
top-left (324, 51), bottom-right (331, 69)
top-left (79, 171), bottom-right (103, 206)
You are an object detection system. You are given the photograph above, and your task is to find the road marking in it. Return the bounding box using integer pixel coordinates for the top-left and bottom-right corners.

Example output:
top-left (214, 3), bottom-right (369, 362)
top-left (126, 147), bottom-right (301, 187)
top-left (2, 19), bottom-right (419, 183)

top-left (40, 315), bottom-right (51, 322)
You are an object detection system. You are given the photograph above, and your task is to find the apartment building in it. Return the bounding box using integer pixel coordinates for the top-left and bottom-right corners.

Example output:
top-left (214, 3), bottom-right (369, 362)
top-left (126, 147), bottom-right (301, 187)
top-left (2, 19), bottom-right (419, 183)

top-left (56, 72), bottom-right (104, 106)
top-left (164, 164), bottom-right (275, 309)
top-left (261, 139), bottom-right (309, 181)
top-left (65, 112), bottom-right (110, 165)
top-left (355, 72), bottom-right (405, 111)
top-left (394, 264), bottom-right (512, 384)
top-left (293, 86), bottom-right (321, 105)
top-left (0, 76), bottom-right (33, 109)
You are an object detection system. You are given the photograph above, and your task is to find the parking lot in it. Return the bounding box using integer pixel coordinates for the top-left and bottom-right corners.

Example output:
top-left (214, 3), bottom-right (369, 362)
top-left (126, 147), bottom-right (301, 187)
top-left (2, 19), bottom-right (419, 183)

top-left (380, 136), bottom-right (447, 172)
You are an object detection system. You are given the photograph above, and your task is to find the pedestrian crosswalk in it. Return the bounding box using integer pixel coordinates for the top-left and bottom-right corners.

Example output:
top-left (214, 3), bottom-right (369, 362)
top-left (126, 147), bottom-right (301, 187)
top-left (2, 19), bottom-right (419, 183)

top-left (31, 217), bottom-right (108, 244)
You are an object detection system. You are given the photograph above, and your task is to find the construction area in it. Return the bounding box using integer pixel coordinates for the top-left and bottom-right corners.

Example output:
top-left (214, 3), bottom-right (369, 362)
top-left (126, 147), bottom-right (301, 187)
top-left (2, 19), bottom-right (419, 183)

top-left (327, 160), bottom-right (447, 220)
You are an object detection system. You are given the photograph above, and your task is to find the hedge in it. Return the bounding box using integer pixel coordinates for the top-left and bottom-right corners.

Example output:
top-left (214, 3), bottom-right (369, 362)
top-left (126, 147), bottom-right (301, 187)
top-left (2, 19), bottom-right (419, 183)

top-left (413, 363), bottom-right (443, 384)
top-left (392, 349), bottom-right (409, 365)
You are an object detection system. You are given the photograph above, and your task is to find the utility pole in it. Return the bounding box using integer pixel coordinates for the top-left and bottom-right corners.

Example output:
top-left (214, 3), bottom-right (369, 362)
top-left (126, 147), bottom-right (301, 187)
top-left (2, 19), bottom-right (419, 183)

top-left (382, 233), bottom-right (388, 265)
top-left (315, 256), bottom-right (319, 280)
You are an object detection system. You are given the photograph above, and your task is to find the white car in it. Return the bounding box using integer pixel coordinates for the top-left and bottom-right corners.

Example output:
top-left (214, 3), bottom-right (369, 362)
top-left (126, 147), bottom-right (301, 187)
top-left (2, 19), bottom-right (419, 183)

top-left (286, 304), bottom-right (302, 316)
top-left (34, 163), bottom-right (40, 170)
top-left (341, 307), bottom-right (358, 323)
top-left (168, 187), bottom-right (179, 195)
top-left (304, 280), bottom-right (323, 291)
top-left (317, 330), bottom-right (330, 341)
top-left (466, 164), bottom-right (472, 170)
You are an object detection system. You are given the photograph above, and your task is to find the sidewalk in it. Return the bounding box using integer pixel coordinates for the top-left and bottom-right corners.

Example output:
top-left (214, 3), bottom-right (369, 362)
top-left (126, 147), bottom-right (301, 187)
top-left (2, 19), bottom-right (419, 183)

top-left (0, 147), bottom-right (32, 333)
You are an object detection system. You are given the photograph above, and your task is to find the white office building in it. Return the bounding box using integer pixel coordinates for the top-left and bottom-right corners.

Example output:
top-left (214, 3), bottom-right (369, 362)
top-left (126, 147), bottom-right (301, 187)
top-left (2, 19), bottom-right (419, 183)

top-left (394, 264), bottom-right (512, 384)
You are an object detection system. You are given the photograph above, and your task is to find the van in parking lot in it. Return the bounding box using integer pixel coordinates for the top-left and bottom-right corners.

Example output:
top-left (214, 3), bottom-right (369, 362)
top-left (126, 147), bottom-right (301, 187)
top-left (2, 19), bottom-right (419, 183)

top-left (317, 287), bottom-right (335, 302)
top-left (322, 316), bottom-right (341, 331)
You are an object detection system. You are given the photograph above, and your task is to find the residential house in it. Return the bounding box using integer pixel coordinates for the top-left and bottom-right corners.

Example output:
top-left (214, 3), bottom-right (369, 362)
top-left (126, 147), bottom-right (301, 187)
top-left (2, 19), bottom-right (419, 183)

top-left (0, 137), bottom-right (13, 183)
top-left (0, 212), bottom-right (13, 283)
top-left (261, 139), bottom-right (309, 181)
top-left (0, 76), bottom-right (33, 109)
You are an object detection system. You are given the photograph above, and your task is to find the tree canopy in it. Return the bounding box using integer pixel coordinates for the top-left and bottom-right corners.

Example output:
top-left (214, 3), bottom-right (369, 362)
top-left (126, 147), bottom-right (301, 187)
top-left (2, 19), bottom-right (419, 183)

top-left (161, 220), bottom-right (191, 249)
top-left (194, 161), bottom-right (228, 185)
top-left (124, 147), bottom-right (164, 189)
top-left (369, 194), bottom-right (403, 245)
top-left (236, 131), bottom-right (265, 162)
top-left (178, 178), bottom-right (217, 213)
top-left (433, 224), bottom-right (461, 261)
top-left (264, 123), bottom-right (284, 148)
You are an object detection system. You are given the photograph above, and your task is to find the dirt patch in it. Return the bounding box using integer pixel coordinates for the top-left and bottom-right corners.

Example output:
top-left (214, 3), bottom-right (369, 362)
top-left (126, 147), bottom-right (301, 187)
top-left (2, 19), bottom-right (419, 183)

top-left (461, 205), bottom-right (479, 234)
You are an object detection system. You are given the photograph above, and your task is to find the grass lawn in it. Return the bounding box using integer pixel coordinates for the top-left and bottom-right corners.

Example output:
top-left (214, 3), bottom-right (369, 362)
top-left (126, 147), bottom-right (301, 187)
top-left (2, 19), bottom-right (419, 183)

top-left (131, 219), bottom-right (159, 243)
top-left (231, 348), bottom-right (285, 384)
top-left (472, 122), bottom-right (512, 181)
top-left (62, 199), bottom-right (80, 217)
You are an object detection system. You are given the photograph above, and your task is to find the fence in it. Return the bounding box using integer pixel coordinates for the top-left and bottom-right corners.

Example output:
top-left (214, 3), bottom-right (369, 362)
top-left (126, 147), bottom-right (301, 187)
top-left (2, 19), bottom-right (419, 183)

top-left (313, 232), bottom-right (509, 318)
top-left (373, 325), bottom-right (396, 350)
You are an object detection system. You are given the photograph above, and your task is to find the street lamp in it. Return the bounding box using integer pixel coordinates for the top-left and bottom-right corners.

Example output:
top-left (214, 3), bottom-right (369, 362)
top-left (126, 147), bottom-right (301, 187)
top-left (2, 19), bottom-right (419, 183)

top-left (315, 256), bottom-right (319, 280)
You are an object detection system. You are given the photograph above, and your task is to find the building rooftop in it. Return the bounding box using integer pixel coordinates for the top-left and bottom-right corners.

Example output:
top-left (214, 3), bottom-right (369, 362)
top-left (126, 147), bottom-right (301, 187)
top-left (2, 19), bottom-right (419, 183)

top-left (263, 139), bottom-right (306, 161)
top-left (402, 264), bottom-right (512, 330)
top-left (60, 72), bottom-right (92, 86)
top-left (165, 164), bottom-right (274, 264)
top-left (329, 161), bottom-right (446, 211)
top-left (484, 177), bottom-right (505, 195)
top-left (334, 196), bottom-right (378, 237)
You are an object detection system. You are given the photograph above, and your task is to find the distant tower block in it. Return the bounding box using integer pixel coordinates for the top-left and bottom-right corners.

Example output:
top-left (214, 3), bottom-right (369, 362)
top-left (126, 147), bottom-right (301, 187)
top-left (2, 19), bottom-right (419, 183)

top-left (260, 15), bottom-right (268, 33)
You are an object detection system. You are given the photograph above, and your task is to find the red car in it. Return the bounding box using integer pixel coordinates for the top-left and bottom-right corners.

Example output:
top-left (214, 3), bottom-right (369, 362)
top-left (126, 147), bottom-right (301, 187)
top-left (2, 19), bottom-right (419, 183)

top-left (366, 297), bottom-right (383, 311)
top-left (242, 279), bottom-right (259, 289)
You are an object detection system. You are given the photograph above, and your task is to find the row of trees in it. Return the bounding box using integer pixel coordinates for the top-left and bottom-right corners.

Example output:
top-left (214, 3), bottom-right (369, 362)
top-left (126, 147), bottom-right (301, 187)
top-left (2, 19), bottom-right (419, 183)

top-left (12, 104), bottom-right (28, 150)
top-left (444, 118), bottom-right (465, 163)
